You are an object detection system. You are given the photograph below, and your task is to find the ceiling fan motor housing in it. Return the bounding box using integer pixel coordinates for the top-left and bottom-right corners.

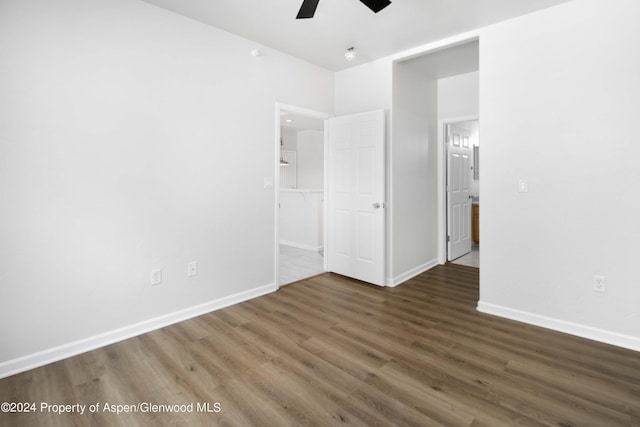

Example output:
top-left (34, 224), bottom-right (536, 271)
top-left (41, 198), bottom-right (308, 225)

top-left (296, 0), bottom-right (391, 19)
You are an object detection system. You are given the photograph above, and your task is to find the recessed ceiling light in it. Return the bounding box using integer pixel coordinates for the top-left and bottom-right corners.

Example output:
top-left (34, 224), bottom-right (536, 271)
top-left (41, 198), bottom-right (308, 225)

top-left (286, 119), bottom-right (293, 123)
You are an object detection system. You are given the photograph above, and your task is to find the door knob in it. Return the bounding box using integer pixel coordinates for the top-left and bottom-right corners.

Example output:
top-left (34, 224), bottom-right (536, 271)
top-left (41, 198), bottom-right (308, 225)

top-left (373, 202), bottom-right (383, 209)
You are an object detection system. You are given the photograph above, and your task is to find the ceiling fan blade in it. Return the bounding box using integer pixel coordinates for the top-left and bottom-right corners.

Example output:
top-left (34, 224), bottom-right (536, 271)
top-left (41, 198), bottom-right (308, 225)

top-left (359, 0), bottom-right (391, 13)
top-left (296, 0), bottom-right (320, 19)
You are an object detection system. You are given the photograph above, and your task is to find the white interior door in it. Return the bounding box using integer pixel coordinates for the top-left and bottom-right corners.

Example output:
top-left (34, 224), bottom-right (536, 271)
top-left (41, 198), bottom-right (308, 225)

top-left (327, 109), bottom-right (385, 286)
top-left (447, 123), bottom-right (472, 261)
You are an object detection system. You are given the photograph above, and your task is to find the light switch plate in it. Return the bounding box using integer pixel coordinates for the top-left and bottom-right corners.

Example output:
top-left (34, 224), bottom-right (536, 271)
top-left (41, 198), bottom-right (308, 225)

top-left (151, 269), bottom-right (162, 286)
top-left (263, 177), bottom-right (274, 189)
top-left (518, 179), bottom-right (528, 193)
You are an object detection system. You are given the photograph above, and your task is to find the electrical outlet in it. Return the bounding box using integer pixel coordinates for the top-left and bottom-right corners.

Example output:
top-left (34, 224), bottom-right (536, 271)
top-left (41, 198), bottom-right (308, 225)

top-left (151, 269), bottom-right (162, 286)
top-left (187, 261), bottom-right (197, 277)
top-left (593, 275), bottom-right (606, 293)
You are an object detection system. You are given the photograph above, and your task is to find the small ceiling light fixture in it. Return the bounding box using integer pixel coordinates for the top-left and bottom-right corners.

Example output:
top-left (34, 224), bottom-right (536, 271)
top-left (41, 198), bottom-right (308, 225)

top-left (251, 49), bottom-right (262, 57)
top-left (344, 47), bottom-right (357, 62)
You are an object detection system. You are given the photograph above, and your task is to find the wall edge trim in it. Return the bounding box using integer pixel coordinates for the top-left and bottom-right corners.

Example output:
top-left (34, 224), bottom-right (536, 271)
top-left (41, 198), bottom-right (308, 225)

top-left (477, 301), bottom-right (640, 352)
top-left (0, 282), bottom-right (277, 379)
top-left (387, 258), bottom-right (439, 287)
top-left (279, 240), bottom-right (323, 252)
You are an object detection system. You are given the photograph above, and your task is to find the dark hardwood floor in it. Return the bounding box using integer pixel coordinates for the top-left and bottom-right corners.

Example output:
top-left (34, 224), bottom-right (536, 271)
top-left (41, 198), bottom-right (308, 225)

top-left (1, 263), bottom-right (639, 426)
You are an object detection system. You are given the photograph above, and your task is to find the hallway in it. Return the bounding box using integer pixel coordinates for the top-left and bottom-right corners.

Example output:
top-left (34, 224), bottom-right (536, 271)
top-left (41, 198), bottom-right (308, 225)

top-left (450, 243), bottom-right (479, 268)
top-left (279, 244), bottom-right (324, 285)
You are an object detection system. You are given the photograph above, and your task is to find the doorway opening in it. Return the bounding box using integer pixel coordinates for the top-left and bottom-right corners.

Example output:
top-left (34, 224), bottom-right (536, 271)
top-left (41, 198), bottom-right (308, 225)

top-left (391, 38), bottom-right (478, 282)
top-left (275, 104), bottom-right (330, 286)
top-left (441, 118), bottom-right (479, 268)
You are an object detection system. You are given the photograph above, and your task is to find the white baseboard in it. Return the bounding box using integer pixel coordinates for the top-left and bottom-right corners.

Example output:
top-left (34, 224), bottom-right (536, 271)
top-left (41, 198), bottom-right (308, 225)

top-left (477, 301), bottom-right (640, 352)
top-left (386, 258), bottom-right (439, 287)
top-left (0, 282), bottom-right (277, 379)
top-left (279, 240), bottom-right (323, 252)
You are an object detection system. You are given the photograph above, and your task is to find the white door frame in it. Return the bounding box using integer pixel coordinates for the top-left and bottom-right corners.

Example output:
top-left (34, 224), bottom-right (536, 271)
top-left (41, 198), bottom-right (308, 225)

top-left (437, 115), bottom-right (479, 265)
top-left (274, 103), bottom-right (331, 288)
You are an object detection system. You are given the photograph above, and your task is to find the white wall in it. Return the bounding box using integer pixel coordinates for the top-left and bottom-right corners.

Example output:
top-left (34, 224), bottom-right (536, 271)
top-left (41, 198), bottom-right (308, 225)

top-left (478, 0), bottom-right (640, 350)
top-left (296, 130), bottom-right (324, 189)
top-left (437, 71), bottom-right (479, 120)
top-left (438, 72), bottom-right (480, 200)
top-left (390, 61), bottom-right (439, 283)
top-left (281, 127), bottom-right (298, 150)
top-left (279, 190), bottom-right (323, 251)
top-left (335, 60), bottom-right (392, 117)
top-left (0, 0), bottom-right (333, 374)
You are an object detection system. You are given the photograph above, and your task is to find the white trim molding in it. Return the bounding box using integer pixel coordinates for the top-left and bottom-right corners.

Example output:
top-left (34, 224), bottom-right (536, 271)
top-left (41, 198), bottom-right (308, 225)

top-left (477, 301), bottom-right (640, 353)
top-left (0, 283), bottom-right (277, 379)
top-left (279, 240), bottom-right (323, 252)
top-left (391, 30), bottom-right (479, 65)
top-left (387, 258), bottom-right (439, 287)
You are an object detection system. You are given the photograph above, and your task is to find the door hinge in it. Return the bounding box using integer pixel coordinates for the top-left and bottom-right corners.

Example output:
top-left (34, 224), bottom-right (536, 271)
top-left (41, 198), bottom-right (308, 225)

top-left (447, 235), bottom-right (451, 242)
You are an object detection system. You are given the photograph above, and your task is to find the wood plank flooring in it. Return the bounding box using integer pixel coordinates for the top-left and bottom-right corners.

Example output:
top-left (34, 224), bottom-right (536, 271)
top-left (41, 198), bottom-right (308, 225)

top-left (1, 263), bottom-right (639, 426)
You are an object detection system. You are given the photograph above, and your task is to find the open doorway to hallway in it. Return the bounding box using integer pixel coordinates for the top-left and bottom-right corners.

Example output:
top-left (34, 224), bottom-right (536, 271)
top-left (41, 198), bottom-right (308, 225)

top-left (450, 244), bottom-right (479, 268)
top-left (279, 244), bottom-right (324, 285)
top-left (277, 107), bottom-right (328, 285)
top-left (393, 39), bottom-right (478, 274)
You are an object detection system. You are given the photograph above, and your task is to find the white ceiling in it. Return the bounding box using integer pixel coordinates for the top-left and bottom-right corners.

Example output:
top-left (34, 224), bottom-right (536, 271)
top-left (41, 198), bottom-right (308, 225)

top-left (401, 39), bottom-right (479, 79)
top-left (140, 0), bottom-right (571, 71)
top-left (278, 39), bottom-right (480, 132)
